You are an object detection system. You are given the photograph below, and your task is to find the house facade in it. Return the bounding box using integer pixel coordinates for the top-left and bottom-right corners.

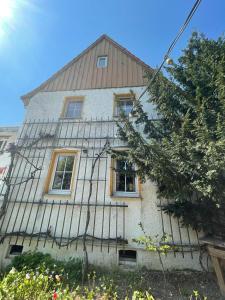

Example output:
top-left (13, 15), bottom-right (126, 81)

top-left (0, 35), bottom-right (201, 270)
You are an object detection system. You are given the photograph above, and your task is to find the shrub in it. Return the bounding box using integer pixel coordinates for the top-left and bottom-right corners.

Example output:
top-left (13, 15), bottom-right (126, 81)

top-left (6, 251), bottom-right (82, 286)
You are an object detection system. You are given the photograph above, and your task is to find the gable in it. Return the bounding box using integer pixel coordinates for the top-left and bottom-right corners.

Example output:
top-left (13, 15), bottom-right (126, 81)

top-left (21, 35), bottom-right (153, 105)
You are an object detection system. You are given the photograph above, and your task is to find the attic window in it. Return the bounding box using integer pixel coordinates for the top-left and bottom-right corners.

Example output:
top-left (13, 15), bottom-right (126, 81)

top-left (97, 56), bottom-right (107, 68)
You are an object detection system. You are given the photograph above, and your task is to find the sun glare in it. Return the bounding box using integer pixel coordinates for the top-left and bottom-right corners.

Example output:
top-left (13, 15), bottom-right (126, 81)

top-left (0, 0), bottom-right (14, 20)
top-left (0, 0), bottom-right (15, 37)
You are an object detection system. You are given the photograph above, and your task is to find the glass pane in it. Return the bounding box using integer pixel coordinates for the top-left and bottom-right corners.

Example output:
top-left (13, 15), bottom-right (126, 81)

top-left (116, 160), bottom-right (126, 172)
top-left (126, 175), bottom-right (136, 192)
top-left (117, 100), bottom-right (133, 116)
top-left (62, 172), bottom-right (72, 190)
top-left (125, 161), bottom-right (135, 172)
top-left (98, 57), bottom-right (107, 67)
top-left (65, 101), bottom-right (82, 118)
top-left (116, 173), bottom-right (125, 192)
top-left (65, 156), bottom-right (74, 171)
top-left (52, 172), bottom-right (63, 189)
top-left (56, 156), bottom-right (66, 171)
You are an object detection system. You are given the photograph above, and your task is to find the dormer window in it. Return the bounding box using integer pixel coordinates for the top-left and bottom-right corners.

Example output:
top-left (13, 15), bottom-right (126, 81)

top-left (97, 56), bottom-right (108, 68)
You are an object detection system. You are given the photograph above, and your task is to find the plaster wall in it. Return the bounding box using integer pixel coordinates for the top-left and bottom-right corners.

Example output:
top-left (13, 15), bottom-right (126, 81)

top-left (0, 88), bottom-right (202, 271)
top-left (24, 86), bottom-right (156, 121)
top-left (0, 237), bottom-right (202, 271)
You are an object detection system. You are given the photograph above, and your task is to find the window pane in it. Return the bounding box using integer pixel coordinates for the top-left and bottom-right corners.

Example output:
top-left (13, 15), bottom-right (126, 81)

top-left (99, 58), bottom-right (105, 67)
top-left (55, 156), bottom-right (67, 171)
top-left (126, 175), bottom-right (136, 192)
top-left (52, 154), bottom-right (75, 191)
top-left (62, 172), bottom-right (72, 190)
top-left (116, 173), bottom-right (126, 192)
top-left (52, 172), bottom-right (63, 189)
top-left (116, 160), bottom-right (126, 172)
top-left (115, 159), bottom-right (136, 192)
top-left (65, 101), bottom-right (83, 118)
top-left (97, 56), bottom-right (107, 68)
top-left (116, 99), bottom-right (133, 116)
top-left (65, 156), bottom-right (74, 171)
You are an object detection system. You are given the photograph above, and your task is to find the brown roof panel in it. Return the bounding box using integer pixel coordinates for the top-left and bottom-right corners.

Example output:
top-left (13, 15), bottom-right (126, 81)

top-left (21, 34), bottom-right (153, 105)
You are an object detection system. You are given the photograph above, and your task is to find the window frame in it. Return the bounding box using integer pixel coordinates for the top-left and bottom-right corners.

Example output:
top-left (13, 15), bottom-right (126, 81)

top-left (110, 154), bottom-right (140, 198)
top-left (61, 96), bottom-right (84, 119)
top-left (45, 150), bottom-right (77, 196)
top-left (97, 55), bottom-right (108, 68)
top-left (113, 94), bottom-right (135, 117)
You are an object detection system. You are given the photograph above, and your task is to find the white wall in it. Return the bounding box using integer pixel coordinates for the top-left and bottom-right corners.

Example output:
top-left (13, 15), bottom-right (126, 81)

top-left (25, 86), bottom-right (156, 121)
top-left (0, 88), bottom-right (203, 271)
top-left (0, 237), bottom-right (203, 271)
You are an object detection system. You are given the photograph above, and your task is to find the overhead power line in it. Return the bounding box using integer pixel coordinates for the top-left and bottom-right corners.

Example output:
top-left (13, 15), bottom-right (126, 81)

top-left (138, 0), bottom-right (202, 102)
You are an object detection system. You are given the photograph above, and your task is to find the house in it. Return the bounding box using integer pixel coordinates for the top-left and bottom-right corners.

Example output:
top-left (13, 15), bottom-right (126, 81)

top-left (0, 35), bottom-right (201, 269)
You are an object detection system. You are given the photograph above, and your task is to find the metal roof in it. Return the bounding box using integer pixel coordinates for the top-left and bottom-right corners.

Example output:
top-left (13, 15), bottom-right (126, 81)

top-left (21, 35), bottom-right (153, 105)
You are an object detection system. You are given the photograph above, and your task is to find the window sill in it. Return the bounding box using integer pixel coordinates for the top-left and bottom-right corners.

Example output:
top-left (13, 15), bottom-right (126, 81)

top-left (43, 192), bottom-right (72, 201)
top-left (60, 117), bottom-right (82, 120)
top-left (111, 192), bottom-right (141, 200)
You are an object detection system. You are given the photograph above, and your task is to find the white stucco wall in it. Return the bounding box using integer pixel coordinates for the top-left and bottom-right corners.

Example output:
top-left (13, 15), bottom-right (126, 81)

top-left (0, 237), bottom-right (203, 271)
top-left (24, 86), bottom-right (156, 121)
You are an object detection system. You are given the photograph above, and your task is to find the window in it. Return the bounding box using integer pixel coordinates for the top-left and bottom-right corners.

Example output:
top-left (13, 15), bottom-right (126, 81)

top-left (111, 157), bottom-right (139, 198)
top-left (46, 151), bottom-right (77, 195)
top-left (62, 97), bottom-right (84, 119)
top-left (114, 95), bottom-right (134, 117)
top-left (116, 159), bottom-right (136, 193)
top-left (8, 245), bottom-right (23, 256)
top-left (64, 100), bottom-right (83, 119)
top-left (97, 56), bottom-right (108, 68)
top-left (119, 250), bottom-right (136, 265)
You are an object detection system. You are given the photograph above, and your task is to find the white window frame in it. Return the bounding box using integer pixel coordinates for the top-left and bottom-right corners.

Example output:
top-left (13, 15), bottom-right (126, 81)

top-left (97, 56), bottom-right (108, 68)
top-left (49, 153), bottom-right (76, 195)
top-left (113, 158), bottom-right (139, 198)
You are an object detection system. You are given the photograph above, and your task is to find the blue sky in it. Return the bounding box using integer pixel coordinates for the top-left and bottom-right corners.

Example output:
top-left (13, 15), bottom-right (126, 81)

top-left (0, 0), bottom-right (224, 126)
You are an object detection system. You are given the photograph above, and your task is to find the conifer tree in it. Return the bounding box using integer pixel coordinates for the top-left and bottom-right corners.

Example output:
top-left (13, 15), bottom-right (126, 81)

top-left (119, 32), bottom-right (225, 238)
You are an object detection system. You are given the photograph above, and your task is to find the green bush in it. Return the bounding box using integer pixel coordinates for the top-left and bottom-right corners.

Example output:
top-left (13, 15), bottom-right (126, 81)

top-left (6, 251), bottom-right (82, 286)
top-left (0, 268), bottom-right (154, 300)
top-left (0, 268), bottom-right (208, 300)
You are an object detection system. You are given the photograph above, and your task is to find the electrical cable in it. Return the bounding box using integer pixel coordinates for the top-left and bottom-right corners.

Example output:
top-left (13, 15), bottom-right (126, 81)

top-left (138, 0), bottom-right (202, 102)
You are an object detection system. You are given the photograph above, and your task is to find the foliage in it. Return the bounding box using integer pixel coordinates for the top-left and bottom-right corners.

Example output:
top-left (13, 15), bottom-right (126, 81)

top-left (6, 251), bottom-right (82, 286)
top-left (133, 223), bottom-right (172, 254)
top-left (117, 32), bottom-right (225, 237)
top-left (0, 267), bottom-right (209, 300)
top-left (0, 267), bottom-right (156, 300)
top-left (190, 290), bottom-right (207, 300)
